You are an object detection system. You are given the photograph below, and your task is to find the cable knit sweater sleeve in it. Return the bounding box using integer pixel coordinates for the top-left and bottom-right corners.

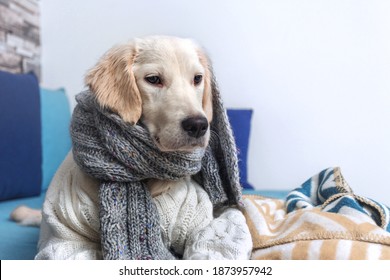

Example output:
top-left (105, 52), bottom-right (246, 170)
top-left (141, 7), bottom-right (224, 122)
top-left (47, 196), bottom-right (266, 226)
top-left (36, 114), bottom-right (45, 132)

top-left (153, 179), bottom-right (252, 260)
top-left (153, 178), bottom-right (214, 256)
top-left (35, 153), bottom-right (103, 260)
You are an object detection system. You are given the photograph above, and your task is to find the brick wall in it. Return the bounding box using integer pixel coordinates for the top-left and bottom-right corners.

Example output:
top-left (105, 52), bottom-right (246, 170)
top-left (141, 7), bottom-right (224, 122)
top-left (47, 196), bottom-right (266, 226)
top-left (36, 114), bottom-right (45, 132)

top-left (0, 0), bottom-right (40, 79)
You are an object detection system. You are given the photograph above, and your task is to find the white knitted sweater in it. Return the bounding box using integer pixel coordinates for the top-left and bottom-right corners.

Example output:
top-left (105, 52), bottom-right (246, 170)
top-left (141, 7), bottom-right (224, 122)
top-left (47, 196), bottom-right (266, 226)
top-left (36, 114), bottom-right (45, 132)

top-left (36, 153), bottom-right (252, 260)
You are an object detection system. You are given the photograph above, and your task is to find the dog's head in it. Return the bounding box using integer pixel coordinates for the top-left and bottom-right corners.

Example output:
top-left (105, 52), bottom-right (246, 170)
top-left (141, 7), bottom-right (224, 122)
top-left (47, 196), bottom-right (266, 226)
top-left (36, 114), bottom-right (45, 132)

top-left (85, 36), bottom-right (213, 152)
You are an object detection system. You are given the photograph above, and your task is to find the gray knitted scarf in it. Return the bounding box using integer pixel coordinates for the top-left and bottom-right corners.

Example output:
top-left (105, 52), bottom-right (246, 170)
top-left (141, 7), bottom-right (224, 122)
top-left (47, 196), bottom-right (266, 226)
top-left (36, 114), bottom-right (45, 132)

top-left (70, 78), bottom-right (241, 260)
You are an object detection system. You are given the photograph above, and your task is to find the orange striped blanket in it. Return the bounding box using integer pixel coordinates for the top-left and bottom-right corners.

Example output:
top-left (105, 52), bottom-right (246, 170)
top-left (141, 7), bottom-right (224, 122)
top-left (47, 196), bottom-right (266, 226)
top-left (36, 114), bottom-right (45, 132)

top-left (242, 168), bottom-right (390, 260)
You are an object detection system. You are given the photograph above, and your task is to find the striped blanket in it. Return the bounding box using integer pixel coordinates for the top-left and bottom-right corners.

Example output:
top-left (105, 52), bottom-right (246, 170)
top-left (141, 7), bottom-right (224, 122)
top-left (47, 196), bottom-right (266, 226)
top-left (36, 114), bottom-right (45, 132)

top-left (243, 167), bottom-right (390, 260)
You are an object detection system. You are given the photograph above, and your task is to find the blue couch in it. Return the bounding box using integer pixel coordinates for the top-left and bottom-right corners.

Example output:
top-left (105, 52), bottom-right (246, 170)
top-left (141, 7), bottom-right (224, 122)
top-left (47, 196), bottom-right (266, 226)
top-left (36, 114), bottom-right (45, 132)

top-left (0, 70), bottom-right (287, 260)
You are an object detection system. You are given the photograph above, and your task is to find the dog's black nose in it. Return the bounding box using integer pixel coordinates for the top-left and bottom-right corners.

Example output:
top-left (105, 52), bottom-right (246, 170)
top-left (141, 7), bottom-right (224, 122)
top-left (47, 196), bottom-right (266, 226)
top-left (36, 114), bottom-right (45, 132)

top-left (181, 116), bottom-right (209, 138)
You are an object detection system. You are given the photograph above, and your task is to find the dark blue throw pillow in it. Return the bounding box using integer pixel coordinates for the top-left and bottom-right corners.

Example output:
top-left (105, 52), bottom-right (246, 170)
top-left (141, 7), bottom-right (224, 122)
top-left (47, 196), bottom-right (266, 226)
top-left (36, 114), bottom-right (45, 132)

top-left (0, 71), bottom-right (42, 201)
top-left (227, 109), bottom-right (254, 189)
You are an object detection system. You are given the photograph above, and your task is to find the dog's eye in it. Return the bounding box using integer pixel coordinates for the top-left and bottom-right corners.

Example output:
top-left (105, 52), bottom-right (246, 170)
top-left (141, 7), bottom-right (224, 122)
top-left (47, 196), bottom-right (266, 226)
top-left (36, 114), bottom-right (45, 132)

top-left (145, 76), bottom-right (162, 85)
top-left (194, 75), bottom-right (203, 85)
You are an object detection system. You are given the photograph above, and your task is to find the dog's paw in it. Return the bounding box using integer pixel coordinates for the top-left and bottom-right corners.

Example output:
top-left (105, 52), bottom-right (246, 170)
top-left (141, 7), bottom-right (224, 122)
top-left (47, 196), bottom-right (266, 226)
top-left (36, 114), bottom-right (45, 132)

top-left (10, 205), bottom-right (42, 227)
top-left (183, 208), bottom-right (252, 260)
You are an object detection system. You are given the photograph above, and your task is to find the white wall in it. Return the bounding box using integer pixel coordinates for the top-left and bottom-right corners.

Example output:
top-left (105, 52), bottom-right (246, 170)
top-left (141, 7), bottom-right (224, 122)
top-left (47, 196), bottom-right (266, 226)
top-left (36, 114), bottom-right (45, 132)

top-left (40, 0), bottom-right (390, 205)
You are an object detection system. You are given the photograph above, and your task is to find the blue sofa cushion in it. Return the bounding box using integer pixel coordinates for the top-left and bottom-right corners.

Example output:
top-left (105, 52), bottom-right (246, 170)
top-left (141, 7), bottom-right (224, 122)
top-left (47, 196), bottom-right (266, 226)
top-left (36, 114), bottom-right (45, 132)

top-left (40, 88), bottom-right (72, 191)
top-left (0, 71), bottom-right (42, 201)
top-left (227, 109), bottom-right (254, 189)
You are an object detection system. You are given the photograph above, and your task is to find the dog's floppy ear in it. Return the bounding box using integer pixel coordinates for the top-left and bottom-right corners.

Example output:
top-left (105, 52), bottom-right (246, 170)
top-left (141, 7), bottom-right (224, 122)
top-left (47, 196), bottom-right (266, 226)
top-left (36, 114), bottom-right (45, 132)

top-left (198, 50), bottom-right (213, 123)
top-left (85, 43), bottom-right (141, 125)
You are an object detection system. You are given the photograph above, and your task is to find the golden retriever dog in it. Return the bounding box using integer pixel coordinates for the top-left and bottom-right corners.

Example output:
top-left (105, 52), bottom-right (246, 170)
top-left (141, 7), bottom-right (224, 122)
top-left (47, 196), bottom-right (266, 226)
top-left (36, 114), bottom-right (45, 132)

top-left (12, 36), bottom-right (252, 259)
